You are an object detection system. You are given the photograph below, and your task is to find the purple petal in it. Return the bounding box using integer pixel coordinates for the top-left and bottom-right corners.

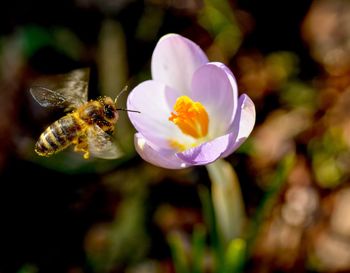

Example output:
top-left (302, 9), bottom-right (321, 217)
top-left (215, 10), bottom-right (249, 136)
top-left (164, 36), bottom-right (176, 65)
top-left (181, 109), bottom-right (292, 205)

top-left (134, 133), bottom-right (189, 169)
top-left (190, 62), bottom-right (238, 136)
top-left (221, 94), bottom-right (256, 157)
top-left (176, 134), bottom-right (234, 165)
top-left (151, 33), bottom-right (208, 95)
top-left (127, 80), bottom-right (182, 149)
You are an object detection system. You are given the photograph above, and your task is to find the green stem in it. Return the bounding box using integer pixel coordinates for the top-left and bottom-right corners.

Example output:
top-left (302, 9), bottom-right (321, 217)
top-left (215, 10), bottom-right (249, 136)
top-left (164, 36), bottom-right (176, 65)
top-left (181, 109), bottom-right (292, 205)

top-left (206, 159), bottom-right (245, 245)
top-left (198, 185), bottom-right (224, 272)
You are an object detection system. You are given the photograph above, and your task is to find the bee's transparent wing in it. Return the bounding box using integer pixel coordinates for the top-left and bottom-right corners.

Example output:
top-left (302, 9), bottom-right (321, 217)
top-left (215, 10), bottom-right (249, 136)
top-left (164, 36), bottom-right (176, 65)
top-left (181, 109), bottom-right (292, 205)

top-left (30, 68), bottom-right (89, 111)
top-left (87, 125), bottom-right (123, 159)
top-left (56, 68), bottom-right (89, 106)
top-left (30, 86), bottom-right (74, 109)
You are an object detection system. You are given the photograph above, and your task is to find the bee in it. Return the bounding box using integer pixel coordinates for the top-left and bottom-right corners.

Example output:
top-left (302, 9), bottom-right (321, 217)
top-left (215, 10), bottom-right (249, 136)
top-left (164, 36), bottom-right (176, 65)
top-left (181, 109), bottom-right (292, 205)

top-left (30, 68), bottom-right (138, 159)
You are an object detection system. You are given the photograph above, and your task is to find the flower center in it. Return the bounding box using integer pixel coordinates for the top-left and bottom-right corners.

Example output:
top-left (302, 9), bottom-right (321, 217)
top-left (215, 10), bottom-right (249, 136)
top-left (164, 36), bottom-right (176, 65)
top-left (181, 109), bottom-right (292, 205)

top-left (169, 96), bottom-right (209, 139)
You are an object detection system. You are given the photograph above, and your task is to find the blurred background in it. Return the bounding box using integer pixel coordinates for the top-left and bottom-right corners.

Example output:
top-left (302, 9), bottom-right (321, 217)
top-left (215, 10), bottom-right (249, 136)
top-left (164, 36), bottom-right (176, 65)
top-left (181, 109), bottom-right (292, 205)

top-left (1, 0), bottom-right (350, 272)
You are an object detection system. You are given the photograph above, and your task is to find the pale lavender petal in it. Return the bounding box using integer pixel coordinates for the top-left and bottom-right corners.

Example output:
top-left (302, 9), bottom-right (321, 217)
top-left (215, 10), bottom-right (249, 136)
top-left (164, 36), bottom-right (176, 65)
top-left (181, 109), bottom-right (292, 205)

top-left (127, 80), bottom-right (182, 149)
top-left (151, 33), bottom-right (208, 95)
top-left (221, 94), bottom-right (256, 157)
top-left (177, 94), bottom-right (255, 165)
top-left (176, 134), bottom-right (234, 165)
top-left (135, 133), bottom-right (188, 169)
top-left (190, 62), bottom-right (238, 136)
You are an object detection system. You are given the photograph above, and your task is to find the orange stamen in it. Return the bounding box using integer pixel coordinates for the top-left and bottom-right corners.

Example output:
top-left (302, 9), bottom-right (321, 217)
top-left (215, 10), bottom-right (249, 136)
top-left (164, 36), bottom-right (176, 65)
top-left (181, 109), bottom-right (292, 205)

top-left (169, 96), bottom-right (209, 139)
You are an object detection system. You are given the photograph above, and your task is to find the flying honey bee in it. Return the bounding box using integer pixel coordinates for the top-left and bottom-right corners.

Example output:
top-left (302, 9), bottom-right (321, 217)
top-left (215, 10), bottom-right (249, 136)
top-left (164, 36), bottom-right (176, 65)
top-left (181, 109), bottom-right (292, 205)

top-left (30, 68), bottom-right (138, 159)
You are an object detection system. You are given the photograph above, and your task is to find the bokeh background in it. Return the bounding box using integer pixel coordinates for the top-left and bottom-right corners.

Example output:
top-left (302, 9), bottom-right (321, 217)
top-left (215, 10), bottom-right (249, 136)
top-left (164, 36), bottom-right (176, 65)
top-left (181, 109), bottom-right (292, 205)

top-left (1, 0), bottom-right (350, 272)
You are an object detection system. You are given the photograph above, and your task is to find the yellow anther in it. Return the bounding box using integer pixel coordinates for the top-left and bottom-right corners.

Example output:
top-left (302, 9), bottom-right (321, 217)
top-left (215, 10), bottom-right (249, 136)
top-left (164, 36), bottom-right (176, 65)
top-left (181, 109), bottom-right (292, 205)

top-left (169, 96), bottom-right (209, 139)
top-left (169, 139), bottom-right (187, 151)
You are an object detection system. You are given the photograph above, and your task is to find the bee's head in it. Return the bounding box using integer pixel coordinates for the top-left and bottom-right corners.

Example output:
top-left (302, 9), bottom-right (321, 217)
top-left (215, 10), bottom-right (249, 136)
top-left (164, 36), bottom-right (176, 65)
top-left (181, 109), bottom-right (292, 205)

top-left (100, 97), bottom-right (119, 122)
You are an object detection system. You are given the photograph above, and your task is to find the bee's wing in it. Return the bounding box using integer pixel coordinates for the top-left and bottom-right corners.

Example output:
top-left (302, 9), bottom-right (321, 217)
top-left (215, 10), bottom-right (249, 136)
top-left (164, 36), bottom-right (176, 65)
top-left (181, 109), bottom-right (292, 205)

top-left (30, 68), bottom-right (89, 111)
top-left (87, 125), bottom-right (123, 159)
top-left (30, 86), bottom-right (75, 109)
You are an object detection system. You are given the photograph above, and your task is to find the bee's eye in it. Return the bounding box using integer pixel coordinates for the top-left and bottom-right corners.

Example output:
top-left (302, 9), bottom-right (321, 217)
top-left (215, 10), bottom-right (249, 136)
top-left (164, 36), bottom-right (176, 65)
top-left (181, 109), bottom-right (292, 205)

top-left (104, 105), bottom-right (115, 119)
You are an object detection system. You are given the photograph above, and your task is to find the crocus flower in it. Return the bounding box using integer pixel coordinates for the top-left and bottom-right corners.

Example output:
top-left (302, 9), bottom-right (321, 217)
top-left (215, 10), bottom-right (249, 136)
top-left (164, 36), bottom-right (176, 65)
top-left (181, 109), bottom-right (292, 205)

top-left (127, 33), bottom-right (255, 169)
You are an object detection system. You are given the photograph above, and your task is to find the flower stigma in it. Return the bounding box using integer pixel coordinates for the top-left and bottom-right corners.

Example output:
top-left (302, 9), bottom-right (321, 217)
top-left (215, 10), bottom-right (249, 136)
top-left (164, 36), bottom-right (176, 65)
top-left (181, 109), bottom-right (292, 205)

top-left (168, 96), bottom-right (209, 151)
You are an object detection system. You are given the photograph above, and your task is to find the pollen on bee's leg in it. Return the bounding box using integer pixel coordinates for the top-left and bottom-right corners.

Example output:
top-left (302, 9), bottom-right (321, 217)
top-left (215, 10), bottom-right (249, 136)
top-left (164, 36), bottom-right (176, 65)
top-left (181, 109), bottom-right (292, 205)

top-left (74, 138), bottom-right (90, 159)
top-left (74, 145), bottom-right (89, 159)
top-left (83, 151), bottom-right (90, 159)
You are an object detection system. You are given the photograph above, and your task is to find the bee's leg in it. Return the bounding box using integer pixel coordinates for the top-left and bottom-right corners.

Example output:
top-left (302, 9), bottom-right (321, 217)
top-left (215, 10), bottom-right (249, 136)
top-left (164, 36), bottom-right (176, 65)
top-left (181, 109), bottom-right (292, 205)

top-left (74, 136), bottom-right (90, 159)
top-left (83, 151), bottom-right (90, 159)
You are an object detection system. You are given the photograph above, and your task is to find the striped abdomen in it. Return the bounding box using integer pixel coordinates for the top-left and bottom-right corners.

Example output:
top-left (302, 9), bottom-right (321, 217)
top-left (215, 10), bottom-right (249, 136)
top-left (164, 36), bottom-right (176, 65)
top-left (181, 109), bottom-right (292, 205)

top-left (35, 114), bottom-right (81, 156)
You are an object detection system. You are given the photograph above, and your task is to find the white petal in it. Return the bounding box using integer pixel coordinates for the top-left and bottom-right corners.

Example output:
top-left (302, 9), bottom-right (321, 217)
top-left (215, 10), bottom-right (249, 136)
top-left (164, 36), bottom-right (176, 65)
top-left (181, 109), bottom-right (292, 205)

top-left (176, 133), bottom-right (234, 165)
top-left (222, 94), bottom-right (256, 157)
top-left (135, 133), bottom-right (189, 169)
top-left (127, 80), bottom-right (184, 149)
top-left (151, 33), bottom-right (208, 95)
top-left (190, 62), bottom-right (238, 137)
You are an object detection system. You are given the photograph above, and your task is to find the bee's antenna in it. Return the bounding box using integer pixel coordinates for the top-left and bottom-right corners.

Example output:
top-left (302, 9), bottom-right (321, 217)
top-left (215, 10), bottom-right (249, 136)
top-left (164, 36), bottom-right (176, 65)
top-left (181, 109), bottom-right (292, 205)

top-left (114, 85), bottom-right (128, 105)
top-left (114, 86), bottom-right (141, 114)
top-left (116, 108), bottom-right (141, 113)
